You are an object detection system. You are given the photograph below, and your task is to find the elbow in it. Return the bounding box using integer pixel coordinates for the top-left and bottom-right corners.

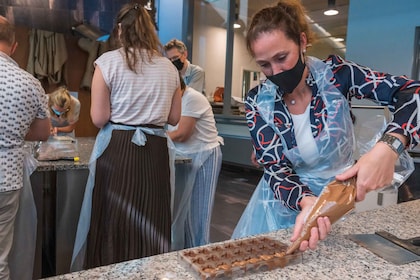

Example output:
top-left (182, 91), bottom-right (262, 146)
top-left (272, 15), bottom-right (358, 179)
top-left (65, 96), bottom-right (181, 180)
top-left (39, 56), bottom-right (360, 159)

top-left (167, 116), bottom-right (180, 126)
top-left (91, 114), bottom-right (110, 128)
top-left (169, 131), bottom-right (189, 143)
top-left (92, 120), bottom-right (106, 129)
top-left (175, 135), bottom-right (189, 142)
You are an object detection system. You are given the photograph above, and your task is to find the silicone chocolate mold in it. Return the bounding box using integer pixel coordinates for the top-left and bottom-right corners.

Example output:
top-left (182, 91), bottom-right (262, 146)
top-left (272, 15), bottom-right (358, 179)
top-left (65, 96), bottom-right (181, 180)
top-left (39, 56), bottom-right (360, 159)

top-left (178, 236), bottom-right (302, 279)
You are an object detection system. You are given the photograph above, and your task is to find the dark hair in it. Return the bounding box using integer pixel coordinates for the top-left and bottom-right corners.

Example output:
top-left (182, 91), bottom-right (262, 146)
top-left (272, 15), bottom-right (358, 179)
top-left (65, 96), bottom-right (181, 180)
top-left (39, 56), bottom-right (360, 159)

top-left (116, 3), bottom-right (163, 72)
top-left (179, 72), bottom-right (186, 91)
top-left (0, 16), bottom-right (15, 46)
top-left (246, 0), bottom-right (313, 56)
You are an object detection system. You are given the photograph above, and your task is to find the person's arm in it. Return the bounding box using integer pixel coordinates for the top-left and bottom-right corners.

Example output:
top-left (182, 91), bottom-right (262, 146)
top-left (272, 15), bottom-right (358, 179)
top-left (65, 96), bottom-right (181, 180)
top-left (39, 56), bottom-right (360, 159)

top-left (250, 150), bottom-right (261, 168)
top-left (25, 118), bottom-right (50, 141)
top-left (90, 66), bottom-right (111, 128)
top-left (167, 116), bottom-right (196, 142)
top-left (329, 55), bottom-right (419, 200)
top-left (167, 87), bottom-right (182, 126)
top-left (51, 123), bottom-right (76, 135)
top-left (336, 132), bottom-right (406, 201)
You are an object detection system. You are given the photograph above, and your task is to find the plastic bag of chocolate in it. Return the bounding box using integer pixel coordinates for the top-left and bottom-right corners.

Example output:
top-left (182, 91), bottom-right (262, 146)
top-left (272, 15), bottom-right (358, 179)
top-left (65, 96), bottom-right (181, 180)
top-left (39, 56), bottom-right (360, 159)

top-left (286, 177), bottom-right (357, 254)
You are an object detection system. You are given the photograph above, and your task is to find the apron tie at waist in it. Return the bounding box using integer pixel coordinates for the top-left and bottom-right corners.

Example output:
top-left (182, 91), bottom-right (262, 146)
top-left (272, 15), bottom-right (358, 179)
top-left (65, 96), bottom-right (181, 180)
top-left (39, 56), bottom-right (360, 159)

top-left (108, 122), bottom-right (165, 146)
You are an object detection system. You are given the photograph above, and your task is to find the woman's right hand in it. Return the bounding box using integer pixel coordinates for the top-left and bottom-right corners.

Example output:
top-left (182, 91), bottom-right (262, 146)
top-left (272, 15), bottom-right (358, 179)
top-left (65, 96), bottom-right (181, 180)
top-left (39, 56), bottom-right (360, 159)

top-left (50, 126), bottom-right (57, 136)
top-left (250, 151), bottom-right (260, 168)
top-left (289, 196), bottom-right (332, 252)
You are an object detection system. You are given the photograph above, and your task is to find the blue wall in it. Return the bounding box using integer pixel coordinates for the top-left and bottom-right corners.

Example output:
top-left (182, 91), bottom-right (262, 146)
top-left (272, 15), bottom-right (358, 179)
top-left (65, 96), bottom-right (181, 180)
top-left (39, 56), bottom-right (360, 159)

top-left (346, 0), bottom-right (420, 77)
top-left (157, 0), bottom-right (183, 45)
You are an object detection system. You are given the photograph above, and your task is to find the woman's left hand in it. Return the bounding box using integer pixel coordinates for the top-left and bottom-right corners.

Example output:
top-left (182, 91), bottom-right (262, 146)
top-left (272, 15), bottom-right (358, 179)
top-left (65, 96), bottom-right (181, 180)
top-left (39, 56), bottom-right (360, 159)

top-left (290, 196), bottom-right (332, 251)
top-left (336, 141), bottom-right (398, 201)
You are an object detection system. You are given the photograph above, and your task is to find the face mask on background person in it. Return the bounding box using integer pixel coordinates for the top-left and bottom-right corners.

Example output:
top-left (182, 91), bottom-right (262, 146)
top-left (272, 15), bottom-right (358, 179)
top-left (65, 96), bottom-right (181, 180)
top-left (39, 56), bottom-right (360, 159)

top-left (266, 53), bottom-right (306, 94)
top-left (172, 58), bottom-right (184, 71)
top-left (51, 107), bottom-right (64, 116)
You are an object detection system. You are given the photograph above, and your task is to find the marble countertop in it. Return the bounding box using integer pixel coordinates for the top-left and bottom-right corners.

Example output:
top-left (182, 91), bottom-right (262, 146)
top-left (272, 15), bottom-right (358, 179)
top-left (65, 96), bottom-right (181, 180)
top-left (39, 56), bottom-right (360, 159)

top-left (44, 199), bottom-right (420, 280)
top-left (34, 137), bottom-right (95, 171)
top-left (33, 137), bottom-right (191, 172)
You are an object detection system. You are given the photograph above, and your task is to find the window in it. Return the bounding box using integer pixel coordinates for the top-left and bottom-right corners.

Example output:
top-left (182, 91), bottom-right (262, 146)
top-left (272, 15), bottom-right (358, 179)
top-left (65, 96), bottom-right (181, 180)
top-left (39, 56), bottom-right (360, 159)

top-left (190, 0), bottom-right (348, 116)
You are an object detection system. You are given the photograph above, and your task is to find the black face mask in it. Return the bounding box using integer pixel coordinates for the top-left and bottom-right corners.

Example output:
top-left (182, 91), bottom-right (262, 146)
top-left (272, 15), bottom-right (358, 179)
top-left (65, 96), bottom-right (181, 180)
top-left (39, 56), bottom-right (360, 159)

top-left (266, 53), bottom-right (306, 94)
top-left (172, 58), bottom-right (184, 71)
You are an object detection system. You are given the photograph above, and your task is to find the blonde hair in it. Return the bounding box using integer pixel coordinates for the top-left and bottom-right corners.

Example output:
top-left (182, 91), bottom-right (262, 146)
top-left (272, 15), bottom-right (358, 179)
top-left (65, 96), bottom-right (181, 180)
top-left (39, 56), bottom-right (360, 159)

top-left (116, 3), bottom-right (162, 72)
top-left (48, 87), bottom-right (72, 118)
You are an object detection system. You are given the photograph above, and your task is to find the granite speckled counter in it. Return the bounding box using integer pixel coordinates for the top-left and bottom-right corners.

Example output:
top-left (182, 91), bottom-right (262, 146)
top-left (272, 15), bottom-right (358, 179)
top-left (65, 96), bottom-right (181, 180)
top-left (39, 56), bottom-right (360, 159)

top-left (34, 137), bottom-right (95, 171)
top-left (34, 137), bottom-right (192, 171)
top-left (44, 199), bottom-right (420, 280)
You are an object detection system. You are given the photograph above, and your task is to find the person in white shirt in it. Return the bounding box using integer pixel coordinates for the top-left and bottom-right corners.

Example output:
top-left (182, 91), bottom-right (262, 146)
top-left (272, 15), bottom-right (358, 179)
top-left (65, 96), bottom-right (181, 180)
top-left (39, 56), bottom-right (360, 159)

top-left (167, 76), bottom-right (223, 250)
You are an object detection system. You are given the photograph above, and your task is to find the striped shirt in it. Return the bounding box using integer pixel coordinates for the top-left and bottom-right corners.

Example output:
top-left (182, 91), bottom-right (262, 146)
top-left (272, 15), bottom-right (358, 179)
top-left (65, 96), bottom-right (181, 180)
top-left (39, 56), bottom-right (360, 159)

top-left (95, 48), bottom-right (180, 127)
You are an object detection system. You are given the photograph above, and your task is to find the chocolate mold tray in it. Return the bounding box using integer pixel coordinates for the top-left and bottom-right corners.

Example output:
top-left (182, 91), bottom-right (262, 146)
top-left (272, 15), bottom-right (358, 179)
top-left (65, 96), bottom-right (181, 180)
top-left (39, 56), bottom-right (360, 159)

top-left (178, 236), bottom-right (302, 279)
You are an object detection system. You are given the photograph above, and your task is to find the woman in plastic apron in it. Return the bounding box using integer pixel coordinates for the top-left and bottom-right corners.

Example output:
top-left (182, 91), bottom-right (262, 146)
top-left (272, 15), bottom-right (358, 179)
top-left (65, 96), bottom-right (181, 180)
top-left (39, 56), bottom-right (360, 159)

top-left (232, 57), bottom-right (359, 238)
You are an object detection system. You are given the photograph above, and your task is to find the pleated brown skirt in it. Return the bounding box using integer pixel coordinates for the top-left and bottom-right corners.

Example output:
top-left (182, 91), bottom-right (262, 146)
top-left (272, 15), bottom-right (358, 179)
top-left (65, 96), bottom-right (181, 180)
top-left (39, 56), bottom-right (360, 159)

top-left (85, 130), bottom-right (171, 269)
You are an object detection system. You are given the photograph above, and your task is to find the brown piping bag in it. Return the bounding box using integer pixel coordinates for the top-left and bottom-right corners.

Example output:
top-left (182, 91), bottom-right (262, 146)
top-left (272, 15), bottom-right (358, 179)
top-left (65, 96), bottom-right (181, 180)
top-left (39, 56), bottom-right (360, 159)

top-left (285, 177), bottom-right (357, 255)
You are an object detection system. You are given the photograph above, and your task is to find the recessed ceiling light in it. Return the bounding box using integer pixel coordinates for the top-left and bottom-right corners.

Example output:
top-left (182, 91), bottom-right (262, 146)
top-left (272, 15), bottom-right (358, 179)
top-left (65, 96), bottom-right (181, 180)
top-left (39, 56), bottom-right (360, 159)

top-left (324, 0), bottom-right (339, 16)
top-left (324, 9), bottom-right (339, 16)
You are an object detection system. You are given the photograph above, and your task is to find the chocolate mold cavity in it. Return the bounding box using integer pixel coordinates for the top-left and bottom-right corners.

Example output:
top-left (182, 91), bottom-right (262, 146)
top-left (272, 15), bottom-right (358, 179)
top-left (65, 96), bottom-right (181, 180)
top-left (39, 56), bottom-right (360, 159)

top-left (178, 236), bottom-right (302, 279)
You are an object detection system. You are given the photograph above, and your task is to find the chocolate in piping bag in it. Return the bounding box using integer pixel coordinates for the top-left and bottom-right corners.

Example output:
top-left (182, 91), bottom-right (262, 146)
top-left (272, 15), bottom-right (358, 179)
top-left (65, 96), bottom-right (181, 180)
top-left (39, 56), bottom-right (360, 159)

top-left (286, 177), bottom-right (357, 255)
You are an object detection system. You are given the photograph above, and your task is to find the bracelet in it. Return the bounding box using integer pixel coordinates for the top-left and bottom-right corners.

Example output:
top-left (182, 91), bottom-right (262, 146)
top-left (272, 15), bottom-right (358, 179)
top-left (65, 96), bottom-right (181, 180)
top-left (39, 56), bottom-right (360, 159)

top-left (377, 134), bottom-right (404, 156)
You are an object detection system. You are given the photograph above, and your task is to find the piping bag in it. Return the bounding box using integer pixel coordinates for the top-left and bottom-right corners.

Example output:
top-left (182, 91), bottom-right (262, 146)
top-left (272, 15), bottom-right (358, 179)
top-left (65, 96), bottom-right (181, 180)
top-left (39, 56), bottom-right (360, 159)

top-left (285, 177), bottom-right (357, 255)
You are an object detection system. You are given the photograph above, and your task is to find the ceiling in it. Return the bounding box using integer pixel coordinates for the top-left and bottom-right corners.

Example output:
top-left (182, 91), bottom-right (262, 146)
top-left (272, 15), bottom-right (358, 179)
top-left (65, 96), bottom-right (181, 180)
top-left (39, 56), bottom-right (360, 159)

top-left (301, 0), bottom-right (349, 51)
top-left (246, 0), bottom-right (349, 55)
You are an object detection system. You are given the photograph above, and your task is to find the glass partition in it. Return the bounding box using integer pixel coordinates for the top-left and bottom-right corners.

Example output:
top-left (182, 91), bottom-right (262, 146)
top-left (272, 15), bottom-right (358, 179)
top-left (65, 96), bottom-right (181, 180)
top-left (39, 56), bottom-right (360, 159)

top-left (191, 0), bottom-right (347, 116)
top-left (192, 0), bottom-right (228, 103)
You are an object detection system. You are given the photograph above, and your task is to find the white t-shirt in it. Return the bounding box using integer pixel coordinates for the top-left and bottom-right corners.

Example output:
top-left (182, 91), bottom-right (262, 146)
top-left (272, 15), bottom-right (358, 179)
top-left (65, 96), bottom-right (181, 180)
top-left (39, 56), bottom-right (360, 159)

top-left (291, 105), bottom-right (319, 165)
top-left (95, 48), bottom-right (180, 126)
top-left (168, 87), bottom-right (220, 153)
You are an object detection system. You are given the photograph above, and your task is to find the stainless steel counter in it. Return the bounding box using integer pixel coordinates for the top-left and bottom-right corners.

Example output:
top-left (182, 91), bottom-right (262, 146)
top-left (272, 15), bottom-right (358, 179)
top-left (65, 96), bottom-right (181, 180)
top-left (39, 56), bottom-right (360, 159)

top-left (44, 199), bottom-right (420, 279)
